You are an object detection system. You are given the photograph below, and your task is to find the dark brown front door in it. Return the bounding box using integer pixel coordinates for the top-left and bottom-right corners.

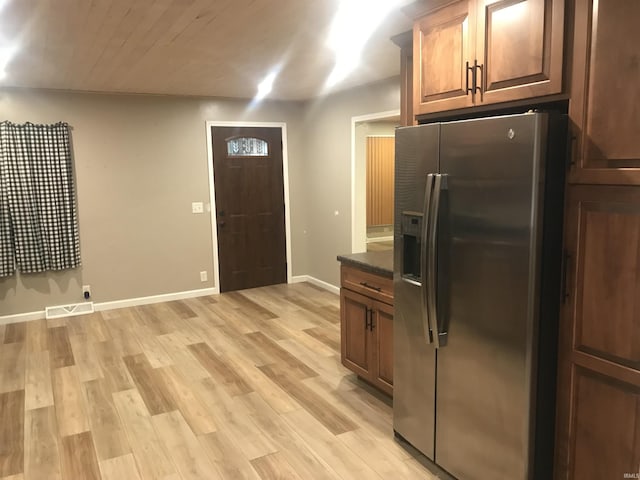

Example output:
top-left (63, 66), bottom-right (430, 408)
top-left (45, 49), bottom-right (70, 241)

top-left (212, 126), bottom-right (287, 292)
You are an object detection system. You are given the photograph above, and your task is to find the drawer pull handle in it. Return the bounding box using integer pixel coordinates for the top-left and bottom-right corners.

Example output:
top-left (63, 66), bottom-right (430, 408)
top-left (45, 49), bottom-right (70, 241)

top-left (360, 281), bottom-right (382, 292)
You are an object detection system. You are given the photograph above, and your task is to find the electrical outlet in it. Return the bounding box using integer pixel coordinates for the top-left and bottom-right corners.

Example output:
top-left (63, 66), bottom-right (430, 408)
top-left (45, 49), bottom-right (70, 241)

top-left (82, 285), bottom-right (91, 300)
top-left (192, 202), bottom-right (204, 214)
top-left (200, 271), bottom-right (208, 282)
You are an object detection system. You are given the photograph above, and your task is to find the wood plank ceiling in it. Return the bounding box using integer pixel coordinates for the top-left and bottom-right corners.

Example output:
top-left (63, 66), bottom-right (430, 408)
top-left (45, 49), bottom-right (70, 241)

top-left (0, 0), bottom-right (413, 100)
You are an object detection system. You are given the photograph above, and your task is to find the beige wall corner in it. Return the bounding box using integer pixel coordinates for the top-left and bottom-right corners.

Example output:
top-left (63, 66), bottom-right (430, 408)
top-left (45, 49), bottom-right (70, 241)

top-left (0, 89), bottom-right (306, 316)
top-left (0, 76), bottom-right (399, 316)
top-left (299, 77), bottom-right (401, 288)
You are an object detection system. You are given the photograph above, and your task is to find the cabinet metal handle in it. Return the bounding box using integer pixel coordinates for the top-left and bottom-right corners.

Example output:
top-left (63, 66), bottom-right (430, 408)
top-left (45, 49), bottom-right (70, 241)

top-left (365, 308), bottom-right (371, 330)
top-left (561, 252), bottom-right (571, 304)
top-left (567, 135), bottom-right (577, 168)
top-left (475, 62), bottom-right (484, 100)
top-left (465, 61), bottom-right (473, 95)
top-left (359, 281), bottom-right (382, 292)
top-left (470, 60), bottom-right (478, 99)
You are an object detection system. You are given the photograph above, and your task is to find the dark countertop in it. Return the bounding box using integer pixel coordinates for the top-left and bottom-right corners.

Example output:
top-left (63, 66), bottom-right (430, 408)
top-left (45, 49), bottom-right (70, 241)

top-left (337, 250), bottom-right (393, 278)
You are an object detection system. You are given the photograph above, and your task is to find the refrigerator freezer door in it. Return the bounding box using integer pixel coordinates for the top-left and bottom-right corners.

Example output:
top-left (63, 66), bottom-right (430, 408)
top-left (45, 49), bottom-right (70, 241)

top-left (393, 123), bottom-right (440, 460)
top-left (435, 114), bottom-right (547, 480)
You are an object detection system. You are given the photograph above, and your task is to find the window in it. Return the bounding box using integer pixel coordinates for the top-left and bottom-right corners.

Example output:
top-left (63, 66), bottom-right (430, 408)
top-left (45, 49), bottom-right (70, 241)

top-left (226, 137), bottom-right (269, 157)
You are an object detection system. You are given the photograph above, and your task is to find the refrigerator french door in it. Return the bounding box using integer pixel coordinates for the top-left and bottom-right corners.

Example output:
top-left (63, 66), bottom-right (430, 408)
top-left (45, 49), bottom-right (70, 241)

top-left (393, 113), bottom-right (564, 480)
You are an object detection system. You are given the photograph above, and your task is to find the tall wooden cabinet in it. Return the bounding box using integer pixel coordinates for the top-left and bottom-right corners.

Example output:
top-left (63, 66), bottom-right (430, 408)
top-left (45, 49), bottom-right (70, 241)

top-left (555, 1), bottom-right (640, 479)
top-left (555, 186), bottom-right (640, 479)
top-left (409, 0), bottom-right (565, 116)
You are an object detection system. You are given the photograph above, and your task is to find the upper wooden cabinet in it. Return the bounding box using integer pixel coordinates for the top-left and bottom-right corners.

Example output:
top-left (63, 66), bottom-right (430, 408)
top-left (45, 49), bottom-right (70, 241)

top-left (413, 0), bottom-right (476, 113)
top-left (410, 0), bottom-right (565, 116)
top-left (568, 0), bottom-right (640, 185)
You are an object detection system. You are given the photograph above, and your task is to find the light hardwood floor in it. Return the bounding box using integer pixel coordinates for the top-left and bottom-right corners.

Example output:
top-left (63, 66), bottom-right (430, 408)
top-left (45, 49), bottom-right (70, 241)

top-left (0, 282), bottom-right (436, 480)
top-left (367, 241), bottom-right (393, 252)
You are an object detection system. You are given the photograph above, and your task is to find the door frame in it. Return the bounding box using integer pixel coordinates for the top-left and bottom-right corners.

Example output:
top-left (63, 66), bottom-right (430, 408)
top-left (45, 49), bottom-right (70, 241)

top-left (350, 109), bottom-right (400, 253)
top-left (205, 121), bottom-right (292, 294)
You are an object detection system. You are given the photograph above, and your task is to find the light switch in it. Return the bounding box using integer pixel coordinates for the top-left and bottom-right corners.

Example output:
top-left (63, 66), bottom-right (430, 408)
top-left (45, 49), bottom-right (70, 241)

top-left (192, 202), bottom-right (204, 214)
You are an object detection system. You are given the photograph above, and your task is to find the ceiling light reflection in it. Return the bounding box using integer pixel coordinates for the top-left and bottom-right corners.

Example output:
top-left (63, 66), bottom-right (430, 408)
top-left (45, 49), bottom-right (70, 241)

top-left (0, 45), bottom-right (16, 80)
top-left (255, 71), bottom-right (277, 100)
top-left (326, 0), bottom-right (402, 88)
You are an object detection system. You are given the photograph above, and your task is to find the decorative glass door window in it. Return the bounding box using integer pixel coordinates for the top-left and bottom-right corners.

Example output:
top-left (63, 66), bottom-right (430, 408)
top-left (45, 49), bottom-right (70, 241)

top-left (226, 137), bottom-right (269, 157)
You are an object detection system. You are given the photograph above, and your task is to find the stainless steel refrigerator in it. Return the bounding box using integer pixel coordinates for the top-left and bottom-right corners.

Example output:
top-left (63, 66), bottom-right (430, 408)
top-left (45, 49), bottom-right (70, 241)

top-left (393, 112), bottom-right (566, 480)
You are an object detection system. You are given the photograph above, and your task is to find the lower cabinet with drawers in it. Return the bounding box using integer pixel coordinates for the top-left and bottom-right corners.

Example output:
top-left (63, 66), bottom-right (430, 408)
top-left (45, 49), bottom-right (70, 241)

top-left (340, 264), bottom-right (394, 396)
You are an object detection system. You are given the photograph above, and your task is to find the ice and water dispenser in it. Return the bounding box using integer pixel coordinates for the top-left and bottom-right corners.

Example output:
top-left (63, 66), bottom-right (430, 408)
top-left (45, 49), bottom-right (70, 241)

top-left (401, 211), bottom-right (422, 284)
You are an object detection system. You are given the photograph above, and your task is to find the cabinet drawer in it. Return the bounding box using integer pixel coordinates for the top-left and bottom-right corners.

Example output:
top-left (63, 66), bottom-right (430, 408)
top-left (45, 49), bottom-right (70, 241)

top-left (341, 265), bottom-right (393, 305)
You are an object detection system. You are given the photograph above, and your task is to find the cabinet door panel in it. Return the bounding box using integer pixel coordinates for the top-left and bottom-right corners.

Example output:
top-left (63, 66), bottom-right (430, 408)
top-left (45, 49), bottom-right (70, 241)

top-left (555, 185), bottom-right (640, 480)
top-left (477, 0), bottom-right (564, 105)
top-left (575, 200), bottom-right (640, 367)
top-left (569, 0), bottom-right (640, 184)
top-left (413, 0), bottom-right (475, 115)
top-left (571, 368), bottom-right (640, 480)
top-left (340, 289), bottom-right (371, 378)
top-left (372, 300), bottom-right (393, 395)
top-left (484, 0), bottom-right (545, 85)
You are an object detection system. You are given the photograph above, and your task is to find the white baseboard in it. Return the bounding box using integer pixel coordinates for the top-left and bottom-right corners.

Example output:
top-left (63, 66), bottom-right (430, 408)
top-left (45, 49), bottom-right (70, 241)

top-left (0, 277), bottom-right (340, 325)
top-left (290, 275), bottom-right (340, 295)
top-left (0, 286), bottom-right (219, 325)
top-left (94, 287), bottom-right (217, 312)
top-left (0, 310), bottom-right (47, 325)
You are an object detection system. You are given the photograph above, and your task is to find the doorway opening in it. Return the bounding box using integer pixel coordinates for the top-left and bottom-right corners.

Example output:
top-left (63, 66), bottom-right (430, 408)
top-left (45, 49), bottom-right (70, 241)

top-left (351, 110), bottom-right (401, 253)
top-left (206, 122), bottom-right (292, 293)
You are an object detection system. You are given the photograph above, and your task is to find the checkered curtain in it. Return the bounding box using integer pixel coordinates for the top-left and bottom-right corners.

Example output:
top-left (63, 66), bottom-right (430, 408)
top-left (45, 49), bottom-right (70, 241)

top-left (0, 121), bottom-right (81, 277)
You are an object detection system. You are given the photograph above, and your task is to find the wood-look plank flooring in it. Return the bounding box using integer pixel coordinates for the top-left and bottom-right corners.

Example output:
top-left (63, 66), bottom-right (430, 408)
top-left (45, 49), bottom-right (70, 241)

top-left (366, 240), bottom-right (393, 252)
top-left (0, 282), bottom-right (436, 480)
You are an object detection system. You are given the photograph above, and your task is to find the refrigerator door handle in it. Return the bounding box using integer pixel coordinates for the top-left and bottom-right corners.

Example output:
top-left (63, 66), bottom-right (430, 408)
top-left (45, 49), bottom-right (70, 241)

top-left (428, 174), bottom-right (447, 348)
top-left (421, 174), bottom-right (435, 345)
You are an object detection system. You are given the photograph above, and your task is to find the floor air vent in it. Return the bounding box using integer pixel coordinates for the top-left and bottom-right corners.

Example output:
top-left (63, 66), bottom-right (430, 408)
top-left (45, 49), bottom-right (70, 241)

top-left (45, 302), bottom-right (95, 319)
